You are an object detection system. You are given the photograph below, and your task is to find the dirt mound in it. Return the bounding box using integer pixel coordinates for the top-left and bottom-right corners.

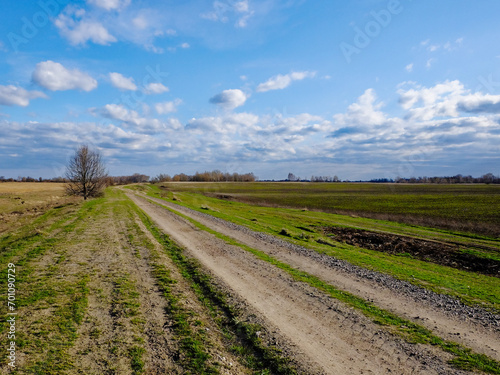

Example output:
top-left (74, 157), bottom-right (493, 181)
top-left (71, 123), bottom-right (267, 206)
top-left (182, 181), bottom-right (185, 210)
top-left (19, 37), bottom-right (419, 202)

top-left (322, 227), bottom-right (500, 277)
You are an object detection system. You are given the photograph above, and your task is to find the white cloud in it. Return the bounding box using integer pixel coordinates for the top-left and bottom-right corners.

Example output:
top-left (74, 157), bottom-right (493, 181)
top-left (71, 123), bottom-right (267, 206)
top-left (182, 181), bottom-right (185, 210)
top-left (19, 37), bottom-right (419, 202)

top-left (201, 0), bottom-right (255, 28)
top-left (155, 100), bottom-right (182, 115)
top-left (181, 43), bottom-right (190, 49)
top-left (0, 85), bottom-right (47, 107)
top-left (32, 61), bottom-right (98, 92)
top-left (143, 83), bottom-right (169, 95)
top-left (425, 38), bottom-right (464, 53)
top-left (86, 0), bottom-right (131, 11)
top-left (398, 80), bottom-right (500, 121)
top-left (164, 118), bottom-right (183, 130)
top-left (209, 89), bottom-right (248, 109)
top-left (98, 103), bottom-right (168, 133)
top-left (457, 94), bottom-right (500, 114)
top-left (109, 72), bottom-right (137, 91)
top-left (100, 104), bottom-right (140, 123)
top-left (405, 63), bottom-right (414, 73)
top-left (55, 6), bottom-right (117, 46)
top-left (187, 112), bottom-right (259, 134)
top-left (256, 71), bottom-right (316, 92)
top-left (234, 1), bottom-right (249, 13)
top-left (398, 80), bottom-right (465, 111)
top-left (132, 15), bottom-right (149, 30)
top-left (333, 89), bottom-right (387, 127)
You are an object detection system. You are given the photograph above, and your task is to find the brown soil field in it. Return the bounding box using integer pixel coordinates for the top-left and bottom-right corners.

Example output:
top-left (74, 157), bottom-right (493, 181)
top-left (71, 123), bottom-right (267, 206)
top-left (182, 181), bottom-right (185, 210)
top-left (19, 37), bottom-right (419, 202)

top-left (322, 226), bottom-right (500, 277)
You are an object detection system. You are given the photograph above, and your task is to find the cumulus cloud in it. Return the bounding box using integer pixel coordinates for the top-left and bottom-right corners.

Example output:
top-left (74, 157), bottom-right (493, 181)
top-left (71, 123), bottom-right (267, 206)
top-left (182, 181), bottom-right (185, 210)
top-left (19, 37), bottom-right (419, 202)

top-left (143, 82), bottom-right (169, 95)
top-left (32, 61), bottom-right (98, 92)
top-left (397, 80), bottom-right (500, 120)
top-left (97, 103), bottom-right (179, 133)
top-left (99, 104), bottom-right (156, 129)
top-left (55, 6), bottom-right (117, 46)
top-left (0, 85), bottom-right (47, 107)
top-left (155, 99), bottom-right (182, 115)
top-left (256, 71), bottom-right (316, 92)
top-left (87, 0), bottom-right (131, 11)
top-left (186, 113), bottom-right (260, 136)
top-left (333, 89), bottom-right (388, 127)
top-left (209, 89), bottom-right (248, 109)
top-left (398, 80), bottom-right (464, 110)
top-left (458, 95), bottom-right (500, 114)
top-left (109, 72), bottom-right (137, 91)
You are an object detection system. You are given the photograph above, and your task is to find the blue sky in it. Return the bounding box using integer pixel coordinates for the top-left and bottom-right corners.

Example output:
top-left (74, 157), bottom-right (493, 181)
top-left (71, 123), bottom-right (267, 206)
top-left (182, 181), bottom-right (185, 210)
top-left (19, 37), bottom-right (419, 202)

top-left (1, 0), bottom-right (500, 180)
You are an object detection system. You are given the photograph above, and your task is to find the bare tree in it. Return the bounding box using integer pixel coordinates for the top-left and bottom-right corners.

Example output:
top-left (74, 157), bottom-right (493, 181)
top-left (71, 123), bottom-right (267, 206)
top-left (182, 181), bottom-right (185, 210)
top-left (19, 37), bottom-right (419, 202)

top-left (65, 145), bottom-right (108, 200)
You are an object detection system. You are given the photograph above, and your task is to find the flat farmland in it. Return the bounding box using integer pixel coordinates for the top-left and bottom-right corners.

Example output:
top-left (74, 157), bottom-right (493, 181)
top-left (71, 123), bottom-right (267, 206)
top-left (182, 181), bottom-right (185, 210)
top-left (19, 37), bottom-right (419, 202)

top-left (158, 182), bottom-right (500, 237)
top-left (0, 182), bottom-right (77, 234)
top-left (1, 182), bottom-right (500, 374)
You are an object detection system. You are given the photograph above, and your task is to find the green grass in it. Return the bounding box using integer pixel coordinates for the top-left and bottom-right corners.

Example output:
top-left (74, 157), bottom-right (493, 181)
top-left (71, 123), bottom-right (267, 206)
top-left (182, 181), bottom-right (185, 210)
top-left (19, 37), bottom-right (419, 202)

top-left (141, 184), bottom-right (500, 313)
top-left (111, 189), bottom-right (218, 374)
top-left (124, 190), bottom-right (298, 374)
top-left (158, 182), bottom-right (500, 237)
top-left (142, 195), bottom-right (500, 374)
top-left (129, 346), bottom-right (146, 374)
top-left (0, 199), bottom-right (100, 373)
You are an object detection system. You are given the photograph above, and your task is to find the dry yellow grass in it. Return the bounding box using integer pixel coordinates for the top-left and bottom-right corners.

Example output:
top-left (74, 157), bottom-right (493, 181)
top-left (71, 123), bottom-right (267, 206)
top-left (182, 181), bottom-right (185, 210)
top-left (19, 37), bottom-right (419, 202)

top-left (0, 182), bottom-right (65, 194)
top-left (0, 182), bottom-right (78, 233)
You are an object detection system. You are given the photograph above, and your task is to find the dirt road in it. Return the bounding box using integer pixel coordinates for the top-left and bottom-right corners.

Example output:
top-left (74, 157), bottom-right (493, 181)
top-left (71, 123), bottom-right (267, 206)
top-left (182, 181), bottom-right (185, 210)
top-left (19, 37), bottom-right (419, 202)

top-left (142, 194), bottom-right (500, 362)
top-left (127, 192), bottom-right (475, 374)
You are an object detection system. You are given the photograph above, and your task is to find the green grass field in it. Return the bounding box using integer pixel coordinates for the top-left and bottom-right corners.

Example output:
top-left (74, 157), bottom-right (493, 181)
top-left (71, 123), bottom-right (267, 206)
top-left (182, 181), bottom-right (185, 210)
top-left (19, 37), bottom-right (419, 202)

top-left (158, 182), bottom-right (500, 237)
top-left (139, 183), bottom-right (500, 313)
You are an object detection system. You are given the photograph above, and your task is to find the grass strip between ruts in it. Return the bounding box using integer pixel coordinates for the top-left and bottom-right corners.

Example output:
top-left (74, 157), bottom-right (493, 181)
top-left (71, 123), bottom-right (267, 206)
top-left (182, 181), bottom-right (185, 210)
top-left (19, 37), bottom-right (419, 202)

top-left (126, 192), bottom-right (299, 375)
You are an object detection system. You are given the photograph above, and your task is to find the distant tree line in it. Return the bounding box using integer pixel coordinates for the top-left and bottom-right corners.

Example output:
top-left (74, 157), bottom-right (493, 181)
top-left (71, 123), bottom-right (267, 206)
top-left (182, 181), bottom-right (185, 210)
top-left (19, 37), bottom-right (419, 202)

top-left (0, 176), bottom-right (66, 183)
top-left (0, 173), bottom-right (150, 185)
top-left (3, 172), bottom-right (498, 185)
top-left (151, 170), bottom-right (257, 183)
top-left (394, 173), bottom-right (500, 184)
top-left (109, 173), bottom-right (150, 185)
top-left (310, 175), bottom-right (341, 182)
